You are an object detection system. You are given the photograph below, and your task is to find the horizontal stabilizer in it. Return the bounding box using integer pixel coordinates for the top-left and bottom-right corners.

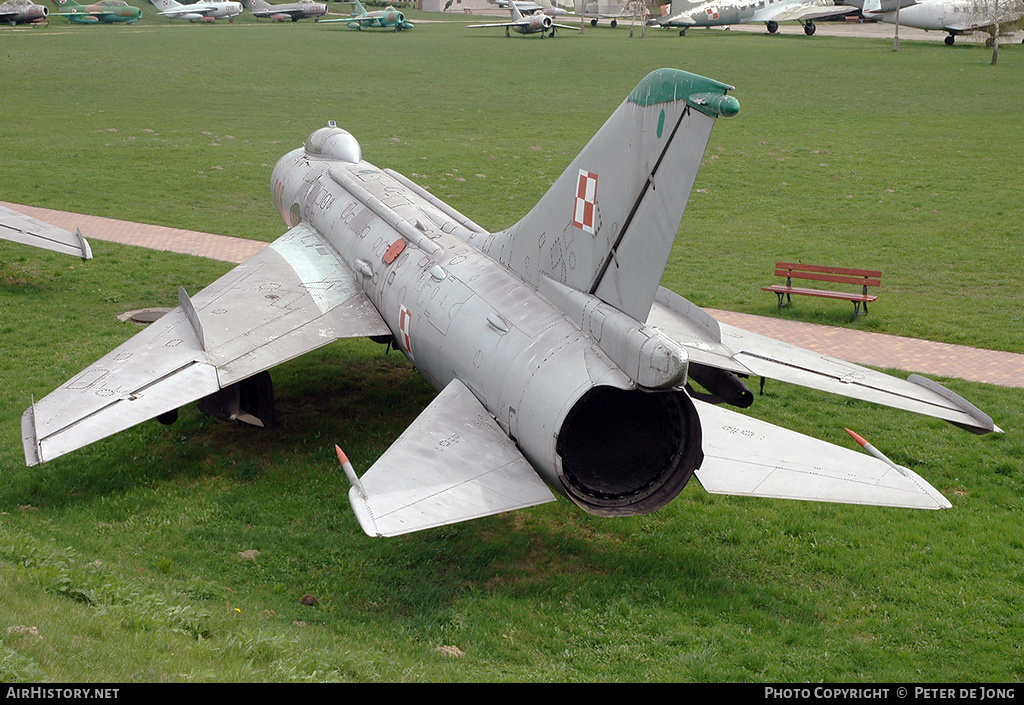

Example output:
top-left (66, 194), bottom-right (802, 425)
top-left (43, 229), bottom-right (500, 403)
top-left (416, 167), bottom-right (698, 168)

top-left (693, 400), bottom-right (951, 510)
top-left (0, 204), bottom-right (93, 260)
top-left (347, 378), bottom-right (556, 537)
top-left (647, 288), bottom-right (1001, 435)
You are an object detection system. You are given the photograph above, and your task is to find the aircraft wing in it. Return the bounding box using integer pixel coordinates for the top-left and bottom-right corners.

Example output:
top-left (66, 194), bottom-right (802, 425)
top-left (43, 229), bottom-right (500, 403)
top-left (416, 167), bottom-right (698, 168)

top-left (23, 222), bottom-right (391, 466)
top-left (158, 4), bottom-right (217, 14)
top-left (647, 287), bottom-right (1001, 435)
top-left (466, 19), bottom-right (529, 26)
top-left (693, 399), bottom-right (951, 509)
top-left (0, 204), bottom-right (92, 260)
top-left (765, 1), bottom-right (858, 21)
top-left (346, 378), bottom-right (557, 537)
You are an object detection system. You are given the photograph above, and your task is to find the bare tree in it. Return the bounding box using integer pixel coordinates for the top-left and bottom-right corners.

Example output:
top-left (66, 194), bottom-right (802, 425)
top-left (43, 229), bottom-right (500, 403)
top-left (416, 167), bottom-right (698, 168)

top-left (967, 0), bottom-right (1024, 64)
top-left (625, 0), bottom-right (649, 36)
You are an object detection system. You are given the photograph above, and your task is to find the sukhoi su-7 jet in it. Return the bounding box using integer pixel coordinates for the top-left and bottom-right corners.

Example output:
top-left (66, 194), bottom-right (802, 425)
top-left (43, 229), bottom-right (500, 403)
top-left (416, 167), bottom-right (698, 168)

top-left (22, 69), bottom-right (1001, 538)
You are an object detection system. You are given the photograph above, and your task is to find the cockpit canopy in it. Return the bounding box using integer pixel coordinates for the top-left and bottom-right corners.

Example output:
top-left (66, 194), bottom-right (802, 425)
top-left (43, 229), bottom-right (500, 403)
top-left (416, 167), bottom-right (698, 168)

top-left (304, 121), bottom-right (361, 164)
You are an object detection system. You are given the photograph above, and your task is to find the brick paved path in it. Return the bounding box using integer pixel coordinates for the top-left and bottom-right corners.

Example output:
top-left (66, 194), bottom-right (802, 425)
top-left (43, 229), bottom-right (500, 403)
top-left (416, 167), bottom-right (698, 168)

top-left (5, 202), bottom-right (1021, 389)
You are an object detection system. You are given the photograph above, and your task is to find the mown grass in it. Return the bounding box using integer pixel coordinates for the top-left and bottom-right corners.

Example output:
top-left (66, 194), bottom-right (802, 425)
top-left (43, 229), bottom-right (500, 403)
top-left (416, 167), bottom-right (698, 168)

top-left (1, 15), bottom-right (1022, 682)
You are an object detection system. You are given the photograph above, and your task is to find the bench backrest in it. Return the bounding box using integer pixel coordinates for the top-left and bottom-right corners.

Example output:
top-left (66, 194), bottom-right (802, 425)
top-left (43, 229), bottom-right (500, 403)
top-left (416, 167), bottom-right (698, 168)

top-left (774, 262), bottom-right (882, 288)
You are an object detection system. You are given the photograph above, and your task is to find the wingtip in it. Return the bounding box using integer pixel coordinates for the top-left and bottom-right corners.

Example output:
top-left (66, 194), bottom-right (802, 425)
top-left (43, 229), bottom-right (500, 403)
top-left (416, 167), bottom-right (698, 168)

top-left (845, 427), bottom-right (868, 448)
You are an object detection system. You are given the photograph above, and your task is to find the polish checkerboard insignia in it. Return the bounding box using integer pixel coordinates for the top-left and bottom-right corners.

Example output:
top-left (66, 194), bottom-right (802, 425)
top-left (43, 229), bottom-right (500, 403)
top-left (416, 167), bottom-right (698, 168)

top-left (572, 169), bottom-right (598, 234)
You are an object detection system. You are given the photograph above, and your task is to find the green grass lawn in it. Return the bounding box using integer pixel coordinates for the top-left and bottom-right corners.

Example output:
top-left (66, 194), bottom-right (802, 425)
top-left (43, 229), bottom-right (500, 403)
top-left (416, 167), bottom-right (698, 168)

top-left (1, 15), bottom-right (1022, 682)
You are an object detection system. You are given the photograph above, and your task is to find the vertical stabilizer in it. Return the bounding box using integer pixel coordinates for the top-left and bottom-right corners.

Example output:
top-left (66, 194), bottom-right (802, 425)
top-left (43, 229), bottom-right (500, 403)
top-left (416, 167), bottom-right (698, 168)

top-left (489, 69), bottom-right (738, 323)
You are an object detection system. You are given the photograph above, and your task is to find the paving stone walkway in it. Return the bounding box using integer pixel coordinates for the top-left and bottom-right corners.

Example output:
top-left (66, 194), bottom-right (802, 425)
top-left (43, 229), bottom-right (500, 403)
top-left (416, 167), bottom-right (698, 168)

top-left (5, 201), bottom-right (1022, 389)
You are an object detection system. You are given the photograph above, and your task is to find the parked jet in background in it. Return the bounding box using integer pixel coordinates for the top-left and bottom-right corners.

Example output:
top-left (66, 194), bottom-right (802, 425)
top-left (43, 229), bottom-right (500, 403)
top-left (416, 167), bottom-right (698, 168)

top-left (51, 0), bottom-right (142, 23)
top-left (319, 0), bottom-right (413, 29)
top-left (572, 0), bottom-right (628, 25)
top-left (658, 0), bottom-right (857, 34)
top-left (860, 0), bottom-right (1024, 44)
top-left (1, 0), bottom-right (48, 24)
top-left (1, 204), bottom-right (92, 260)
top-left (488, 0), bottom-right (569, 16)
top-left (148, 0), bottom-right (242, 21)
top-left (468, 1), bottom-right (579, 34)
top-left (22, 68), bottom-right (1000, 539)
top-left (240, 0), bottom-right (326, 20)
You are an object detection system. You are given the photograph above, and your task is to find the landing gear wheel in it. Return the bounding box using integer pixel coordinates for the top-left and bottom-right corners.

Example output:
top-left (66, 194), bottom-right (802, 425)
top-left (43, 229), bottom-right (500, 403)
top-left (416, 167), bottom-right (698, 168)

top-left (679, 28), bottom-right (686, 35)
top-left (803, 20), bottom-right (815, 35)
top-left (590, 18), bottom-right (597, 25)
top-left (610, 19), bottom-right (616, 27)
top-left (766, 20), bottom-right (777, 33)
top-left (944, 34), bottom-right (955, 45)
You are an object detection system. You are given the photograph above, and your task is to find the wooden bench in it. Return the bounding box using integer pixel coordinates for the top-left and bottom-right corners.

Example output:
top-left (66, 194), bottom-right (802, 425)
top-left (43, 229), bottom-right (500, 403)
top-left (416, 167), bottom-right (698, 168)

top-left (763, 262), bottom-right (881, 319)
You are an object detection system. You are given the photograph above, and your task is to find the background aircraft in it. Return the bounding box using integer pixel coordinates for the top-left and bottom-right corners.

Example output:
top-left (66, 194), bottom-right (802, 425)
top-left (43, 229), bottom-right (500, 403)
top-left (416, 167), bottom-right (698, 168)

top-left (318, 0), bottom-right (413, 29)
top-left (488, 0), bottom-right (569, 16)
top-left (22, 69), bottom-right (999, 539)
top-left (658, 0), bottom-right (857, 35)
top-left (148, 0), bottom-right (242, 21)
top-left (1, 204), bottom-right (92, 260)
top-left (1, 0), bottom-right (48, 24)
top-left (860, 0), bottom-right (1024, 44)
top-left (51, 0), bottom-right (142, 23)
top-left (468, 1), bottom-right (579, 34)
top-left (240, 0), bottom-right (325, 20)
top-left (572, 0), bottom-right (633, 25)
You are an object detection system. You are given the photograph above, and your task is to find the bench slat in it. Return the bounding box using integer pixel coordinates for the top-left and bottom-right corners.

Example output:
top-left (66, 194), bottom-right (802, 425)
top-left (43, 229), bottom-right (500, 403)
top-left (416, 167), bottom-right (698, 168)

top-left (773, 270), bottom-right (881, 287)
top-left (775, 262), bottom-right (882, 278)
top-left (763, 285), bottom-right (878, 302)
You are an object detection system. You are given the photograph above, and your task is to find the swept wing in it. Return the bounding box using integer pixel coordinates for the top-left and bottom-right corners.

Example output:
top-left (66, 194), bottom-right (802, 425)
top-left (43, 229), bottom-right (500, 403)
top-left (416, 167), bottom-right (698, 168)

top-left (0, 204), bottom-right (92, 260)
top-left (647, 287), bottom-right (1000, 435)
top-left (23, 222), bottom-right (389, 466)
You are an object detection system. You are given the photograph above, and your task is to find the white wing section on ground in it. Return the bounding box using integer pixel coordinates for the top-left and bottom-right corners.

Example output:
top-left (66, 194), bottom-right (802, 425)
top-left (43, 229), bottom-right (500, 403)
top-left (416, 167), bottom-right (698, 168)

top-left (348, 378), bottom-right (556, 538)
top-left (693, 399), bottom-right (951, 510)
top-left (0, 204), bottom-right (92, 260)
top-left (23, 222), bottom-right (390, 465)
top-left (647, 287), bottom-right (1000, 434)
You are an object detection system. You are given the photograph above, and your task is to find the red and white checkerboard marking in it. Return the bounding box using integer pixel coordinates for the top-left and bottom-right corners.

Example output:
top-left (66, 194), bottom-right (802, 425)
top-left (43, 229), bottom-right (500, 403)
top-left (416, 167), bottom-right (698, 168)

top-left (572, 169), bottom-right (598, 234)
top-left (706, 6), bottom-right (719, 19)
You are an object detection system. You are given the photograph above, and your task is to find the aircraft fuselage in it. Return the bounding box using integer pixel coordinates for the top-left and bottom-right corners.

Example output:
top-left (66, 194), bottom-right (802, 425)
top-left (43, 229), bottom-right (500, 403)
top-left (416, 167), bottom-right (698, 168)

top-left (270, 133), bottom-right (702, 516)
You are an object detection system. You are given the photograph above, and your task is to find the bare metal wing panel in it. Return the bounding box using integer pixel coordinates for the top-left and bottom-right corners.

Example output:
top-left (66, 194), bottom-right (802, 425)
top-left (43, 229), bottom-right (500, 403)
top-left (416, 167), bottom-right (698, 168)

top-left (693, 400), bottom-right (951, 510)
top-left (23, 223), bottom-right (390, 466)
top-left (348, 379), bottom-right (556, 537)
top-left (0, 204), bottom-right (92, 260)
top-left (647, 286), bottom-right (999, 434)
top-left (768, 1), bottom-right (859, 21)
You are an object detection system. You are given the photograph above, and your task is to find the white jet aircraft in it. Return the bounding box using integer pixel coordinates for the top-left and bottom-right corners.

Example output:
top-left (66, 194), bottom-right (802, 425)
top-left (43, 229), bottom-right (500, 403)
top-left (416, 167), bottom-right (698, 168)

top-left (861, 0), bottom-right (1024, 44)
top-left (658, 0), bottom-right (857, 35)
top-left (23, 69), bottom-right (1001, 538)
top-left (148, 0), bottom-right (243, 21)
top-left (468, 0), bottom-right (580, 35)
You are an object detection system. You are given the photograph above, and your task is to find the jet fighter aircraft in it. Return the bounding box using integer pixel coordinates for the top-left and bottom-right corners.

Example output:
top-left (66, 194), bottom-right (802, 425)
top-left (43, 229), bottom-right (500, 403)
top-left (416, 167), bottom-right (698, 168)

top-left (658, 0), bottom-right (857, 35)
top-left (1, 204), bottom-right (92, 260)
top-left (318, 0), bottom-right (412, 30)
top-left (23, 69), bottom-right (1001, 539)
top-left (468, 0), bottom-right (579, 35)
top-left (860, 0), bottom-right (1024, 44)
top-left (239, 0), bottom-right (326, 21)
top-left (1, 0), bottom-right (49, 24)
top-left (148, 0), bottom-right (241, 21)
top-left (488, 0), bottom-right (570, 16)
top-left (50, 0), bottom-right (142, 23)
